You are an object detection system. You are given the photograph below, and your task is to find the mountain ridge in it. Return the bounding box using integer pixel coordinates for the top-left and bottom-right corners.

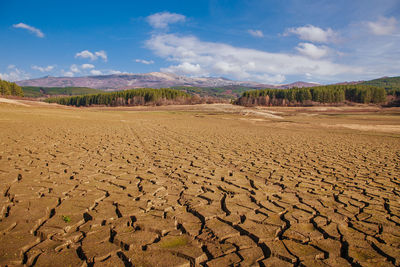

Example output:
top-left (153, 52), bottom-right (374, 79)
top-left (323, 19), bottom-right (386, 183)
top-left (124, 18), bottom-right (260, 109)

top-left (16, 72), bottom-right (320, 90)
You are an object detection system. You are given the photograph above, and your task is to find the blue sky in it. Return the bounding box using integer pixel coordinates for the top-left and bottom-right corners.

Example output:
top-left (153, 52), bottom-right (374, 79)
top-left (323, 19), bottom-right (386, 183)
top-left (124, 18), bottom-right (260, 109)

top-left (1, 0), bottom-right (399, 84)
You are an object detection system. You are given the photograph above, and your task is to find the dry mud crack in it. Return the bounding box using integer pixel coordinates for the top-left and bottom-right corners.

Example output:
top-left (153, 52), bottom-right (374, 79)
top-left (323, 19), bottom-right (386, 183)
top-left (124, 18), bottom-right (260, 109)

top-left (0, 103), bottom-right (400, 266)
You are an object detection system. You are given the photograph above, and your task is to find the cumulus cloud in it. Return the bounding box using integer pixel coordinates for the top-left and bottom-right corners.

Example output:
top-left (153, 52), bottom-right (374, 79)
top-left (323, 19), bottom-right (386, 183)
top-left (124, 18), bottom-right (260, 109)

top-left (162, 62), bottom-right (208, 76)
top-left (31, 65), bottom-right (55, 72)
top-left (367, 16), bottom-right (397, 35)
top-left (13, 23), bottom-right (44, 38)
top-left (95, 51), bottom-right (107, 62)
top-left (81, 64), bottom-right (95, 69)
top-left (248, 29), bottom-right (264, 38)
top-left (90, 70), bottom-right (102, 75)
top-left (147, 12), bottom-right (186, 29)
top-left (285, 25), bottom-right (336, 43)
top-left (75, 50), bottom-right (107, 62)
top-left (70, 64), bottom-right (80, 73)
top-left (110, 70), bottom-right (121, 74)
top-left (68, 64), bottom-right (101, 75)
top-left (295, 43), bottom-right (330, 59)
top-left (135, 59), bottom-right (155, 65)
top-left (59, 64), bottom-right (117, 77)
top-left (146, 33), bottom-right (360, 84)
top-left (106, 70), bottom-right (122, 74)
top-left (0, 65), bottom-right (30, 81)
top-left (75, 50), bottom-right (96, 60)
top-left (62, 71), bottom-right (74, 77)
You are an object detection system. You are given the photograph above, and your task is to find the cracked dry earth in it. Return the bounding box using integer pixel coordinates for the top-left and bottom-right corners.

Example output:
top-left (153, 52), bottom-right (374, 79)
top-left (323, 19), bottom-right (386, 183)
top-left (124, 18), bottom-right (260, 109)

top-left (0, 104), bottom-right (400, 267)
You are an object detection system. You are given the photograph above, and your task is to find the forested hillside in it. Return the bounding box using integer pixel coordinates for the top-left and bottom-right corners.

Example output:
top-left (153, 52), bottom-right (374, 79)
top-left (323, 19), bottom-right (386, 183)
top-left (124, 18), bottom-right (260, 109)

top-left (360, 76), bottom-right (400, 101)
top-left (45, 88), bottom-right (194, 107)
top-left (361, 76), bottom-right (400, 90)
top-left (235, 84), bottom-right (386, 106)
top-left (172, 85), bottom-right (258, 99)
top-left (22, 86), bottom-right (103, 98)
top-left (0, 79), bottom-right (24, 96)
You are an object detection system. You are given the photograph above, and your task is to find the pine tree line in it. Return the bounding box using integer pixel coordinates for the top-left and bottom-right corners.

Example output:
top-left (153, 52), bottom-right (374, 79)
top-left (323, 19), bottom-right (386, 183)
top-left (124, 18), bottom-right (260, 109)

top-left (0, 79), bottom-right (24, 96)
top-left (45, 88), bottom-right (194, 107)
top-left (387, 88), bottom-right (400, 97)
top-left (235, 85), bottom-right (387, 106)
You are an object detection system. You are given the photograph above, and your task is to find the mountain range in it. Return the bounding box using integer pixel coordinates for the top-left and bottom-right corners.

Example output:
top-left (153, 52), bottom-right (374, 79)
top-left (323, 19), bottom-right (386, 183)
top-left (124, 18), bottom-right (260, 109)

top-left (16, 72), bottom-right (320, 90)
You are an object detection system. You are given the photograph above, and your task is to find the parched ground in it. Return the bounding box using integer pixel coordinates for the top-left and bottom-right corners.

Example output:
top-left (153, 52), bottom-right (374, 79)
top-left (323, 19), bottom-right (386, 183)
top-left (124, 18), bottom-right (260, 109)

top-left (0, 101), bottom-right (400, 266)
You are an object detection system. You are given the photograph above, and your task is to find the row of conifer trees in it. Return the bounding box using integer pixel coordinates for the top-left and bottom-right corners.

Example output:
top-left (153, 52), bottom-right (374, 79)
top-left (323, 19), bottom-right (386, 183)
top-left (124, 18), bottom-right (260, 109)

top-left (45, 88), bottom-right (193, 107)
top-left (0, 79), bottom-right (24, 96)
top-left (235, 85), bottom-right (387, 106)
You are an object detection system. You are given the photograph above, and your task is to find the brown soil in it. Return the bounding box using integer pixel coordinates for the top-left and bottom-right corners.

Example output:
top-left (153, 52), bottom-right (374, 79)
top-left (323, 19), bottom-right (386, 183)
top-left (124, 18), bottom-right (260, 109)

top-left (1, 100), bottom-right (399, 266)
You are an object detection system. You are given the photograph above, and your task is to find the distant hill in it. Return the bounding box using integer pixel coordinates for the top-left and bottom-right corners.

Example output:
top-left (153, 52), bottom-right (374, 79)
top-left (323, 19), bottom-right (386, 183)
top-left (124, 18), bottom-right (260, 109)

top-left (333, 81), bottom-right (363, 85)
top-left (17, 72), bottom-right (267, 90)
top-left (22, 86), bottom-right (103, 98)
top-left (278, 81), bottom-right (320, 89)
top-left (171, 85), bottom-right (257, 99)
top-left (16, 72), bottom-right (320, 92)
top-left (360, 76), bottom-right (400, 90)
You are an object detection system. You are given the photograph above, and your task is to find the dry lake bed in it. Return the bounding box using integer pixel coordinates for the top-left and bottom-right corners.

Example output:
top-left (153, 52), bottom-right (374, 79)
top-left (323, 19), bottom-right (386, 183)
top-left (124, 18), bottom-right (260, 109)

top-left (1, 100), bottom-right (400, 266)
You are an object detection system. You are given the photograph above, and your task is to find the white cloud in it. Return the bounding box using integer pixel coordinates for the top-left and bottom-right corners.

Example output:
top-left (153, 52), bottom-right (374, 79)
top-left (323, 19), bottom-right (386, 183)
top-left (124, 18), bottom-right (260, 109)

top-left (95, 51), bottom-right (107, 62)
top-left (147, 12), bottom-right (186, 29)
top-left (62, 71), bottom-right (74, 77)
top-left (75, 50), bottom-right (107, 62)
top-left (341, 19), bottom-right (400, 79)
top-left (90, 70), bottom-right (102, 75)
top-left (295, 43), bottom-right (330, 59)
top-left (135, 59), bottom-right (155, 65)
top-left (0, 66), bottom-right (30, 81)
top-left (107, 70), bottom-right (122, 74)
top-left (146, 33), bottom-right (360, 84)
top-left (162, 62), bottom-right (208, 76)
top-left (31, 65), bottom-right (55, 72)
top-left (59, 65), bottom-right (116, 77)
top-left (13, 23), bottom-right (44, 38)
top-left (75, 50), bottom-right (96, 60)
top-left (70, 64), bottom-right (80, 73)
top-left (69, 64), bottom-right (98, 74)
top-left (81, 63), bottom-right (95, 69)
top-left (367, 16), bottom-right (397, 36)
top-left (248, 29), bottom-right (264, 38)
top-left (285, 25), bottom-right (336, 43)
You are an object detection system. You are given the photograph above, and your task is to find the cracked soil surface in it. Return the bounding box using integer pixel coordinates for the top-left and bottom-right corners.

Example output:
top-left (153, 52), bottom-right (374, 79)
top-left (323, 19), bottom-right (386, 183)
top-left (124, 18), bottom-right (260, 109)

top-left (0, 102), bottom-right (400, 266)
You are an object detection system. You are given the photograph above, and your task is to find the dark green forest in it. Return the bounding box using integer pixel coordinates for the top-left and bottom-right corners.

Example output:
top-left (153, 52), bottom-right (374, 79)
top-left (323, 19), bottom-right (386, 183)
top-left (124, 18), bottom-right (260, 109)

top-left (360, 76), bottom-right (400, 98)
top-left (45, 88), bottom-right (194, 107)
top-left (235, 84), bottom-right (387, 106)
top-left (22, 86), bottom-right (103, 98)
top-left (0, 79), bottom-right (24, 96)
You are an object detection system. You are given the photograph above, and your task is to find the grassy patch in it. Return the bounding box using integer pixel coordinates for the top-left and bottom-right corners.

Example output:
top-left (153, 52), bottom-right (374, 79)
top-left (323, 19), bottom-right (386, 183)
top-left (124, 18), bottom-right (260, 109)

top-left (62, 215), bottom-right (71, 223)
top-left (159, 236), bottom-right (188, 248)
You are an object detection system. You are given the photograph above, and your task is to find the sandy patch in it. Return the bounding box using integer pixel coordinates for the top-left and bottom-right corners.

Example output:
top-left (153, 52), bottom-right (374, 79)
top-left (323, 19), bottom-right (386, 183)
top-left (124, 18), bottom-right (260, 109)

top-left (337, 123), bottom-right (400, 134)
top-left (0, 98), bottom-right (30, 106)
top-left (241, 109), bottom-right (284, 119)
top-left (321, 122), bottom-right (400, 134)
